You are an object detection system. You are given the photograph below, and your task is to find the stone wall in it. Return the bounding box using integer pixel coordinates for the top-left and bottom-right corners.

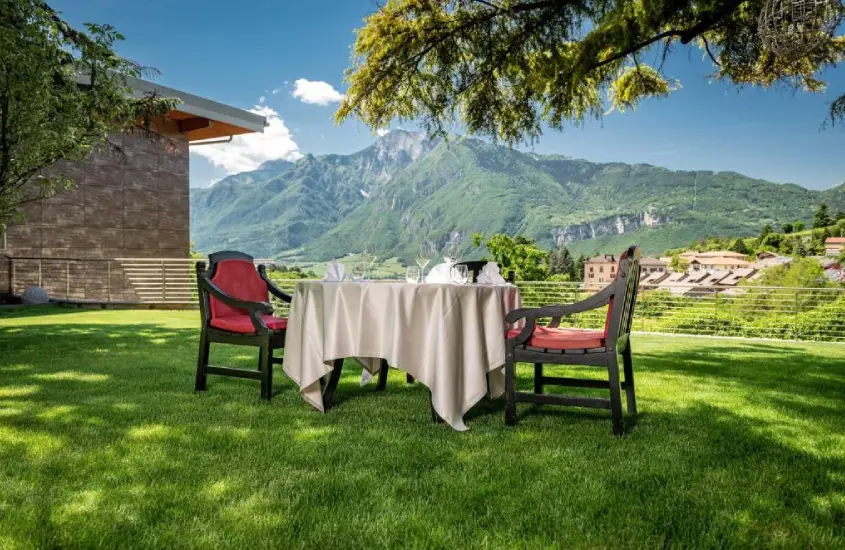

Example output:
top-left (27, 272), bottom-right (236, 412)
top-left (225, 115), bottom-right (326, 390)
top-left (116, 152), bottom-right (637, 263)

top-left (0, 131), bottom-right (190, 301)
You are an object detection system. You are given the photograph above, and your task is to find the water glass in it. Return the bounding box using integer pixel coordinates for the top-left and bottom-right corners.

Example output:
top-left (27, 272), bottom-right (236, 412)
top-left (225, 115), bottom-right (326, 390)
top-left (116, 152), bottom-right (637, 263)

top-left (454, 264), bottom-right (469, 285)
top-left (406, 266), bottom-right (421, 283)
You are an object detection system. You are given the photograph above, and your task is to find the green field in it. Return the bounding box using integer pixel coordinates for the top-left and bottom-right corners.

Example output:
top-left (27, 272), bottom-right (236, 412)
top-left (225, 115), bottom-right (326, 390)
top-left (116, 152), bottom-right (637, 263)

top-left (1, 308), bottom-right (844, 548)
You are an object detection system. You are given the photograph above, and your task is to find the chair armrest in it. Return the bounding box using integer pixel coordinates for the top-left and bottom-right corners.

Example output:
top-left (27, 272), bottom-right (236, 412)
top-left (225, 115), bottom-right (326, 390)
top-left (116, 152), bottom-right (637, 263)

top-left (198, 274), bottom-right (273, 315)
top-left (258, 265), bottom-right (292, 303)
top-left (506, 282), bottom-right (616, 324)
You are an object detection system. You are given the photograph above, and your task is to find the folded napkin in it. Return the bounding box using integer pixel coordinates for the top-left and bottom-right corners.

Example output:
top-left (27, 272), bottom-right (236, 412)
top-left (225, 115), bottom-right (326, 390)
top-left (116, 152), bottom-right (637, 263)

top-left (322, 260), bottom-right (346, 282)
top-left (476, 262), bottom-right (507, 284)
top-left (424, 263), bottom-right (452, 283)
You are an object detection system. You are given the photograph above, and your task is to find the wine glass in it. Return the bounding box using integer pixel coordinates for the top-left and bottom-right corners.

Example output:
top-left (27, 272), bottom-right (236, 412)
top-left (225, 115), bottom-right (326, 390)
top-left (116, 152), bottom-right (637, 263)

top-left (406, 266), bottom-right (421, 283)
top-left (443, 242), bottom-right (459, 266)
top-left (416, 243), bottom-right (433, 278)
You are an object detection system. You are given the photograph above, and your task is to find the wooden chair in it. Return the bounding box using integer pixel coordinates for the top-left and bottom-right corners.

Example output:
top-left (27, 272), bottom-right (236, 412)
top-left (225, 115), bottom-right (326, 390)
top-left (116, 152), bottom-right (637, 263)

top-left (503, 245), bottom-right (642, 435)
top-left (195, 251), bottom-right (291, 400)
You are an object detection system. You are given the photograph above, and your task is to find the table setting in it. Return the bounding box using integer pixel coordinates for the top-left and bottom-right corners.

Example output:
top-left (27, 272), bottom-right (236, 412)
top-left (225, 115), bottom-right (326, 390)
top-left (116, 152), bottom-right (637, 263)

top-left (281, 244), bottom-right (521, 431)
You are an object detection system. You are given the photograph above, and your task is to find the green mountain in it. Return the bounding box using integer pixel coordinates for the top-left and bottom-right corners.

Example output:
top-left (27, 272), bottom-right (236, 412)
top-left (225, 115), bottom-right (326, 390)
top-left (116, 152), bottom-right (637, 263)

top-left (190, 130), bottom-right (845, 261)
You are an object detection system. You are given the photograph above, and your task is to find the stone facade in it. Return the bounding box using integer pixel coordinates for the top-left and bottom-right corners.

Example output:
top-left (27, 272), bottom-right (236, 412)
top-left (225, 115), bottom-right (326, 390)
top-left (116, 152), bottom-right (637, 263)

top-left (0, 132), bottom-right (190, 301)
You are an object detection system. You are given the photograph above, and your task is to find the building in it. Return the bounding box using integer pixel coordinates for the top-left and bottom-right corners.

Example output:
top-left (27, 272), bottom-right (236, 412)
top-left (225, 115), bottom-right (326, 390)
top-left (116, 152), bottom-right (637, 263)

top-left (688, 256), bottom-right (750, 271)
top-left (679, 250), bottom-right (747, 260)
top-left (584, 254), bottom-right (617, 288)
top-left (824, 237), bottom-right (845, 257)
top-left (0, 77), bottom-right (266, 302)
top-left (751, 252), bottom-right (793, 270)
top-left (639, 257), bottom-right (668, 276)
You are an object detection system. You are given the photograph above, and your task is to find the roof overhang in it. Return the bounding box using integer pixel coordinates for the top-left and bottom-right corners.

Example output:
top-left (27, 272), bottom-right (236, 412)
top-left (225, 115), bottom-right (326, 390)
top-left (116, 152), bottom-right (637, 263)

top-left (125, 76), bottom-right (267, 142)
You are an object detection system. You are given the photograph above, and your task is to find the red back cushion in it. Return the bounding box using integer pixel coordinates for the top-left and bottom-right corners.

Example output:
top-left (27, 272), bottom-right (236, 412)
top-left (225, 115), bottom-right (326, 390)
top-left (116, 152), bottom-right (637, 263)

top-left (209, 259), bottom-right (269, 319)
top-left (603, 250), bottom-right (629, 336)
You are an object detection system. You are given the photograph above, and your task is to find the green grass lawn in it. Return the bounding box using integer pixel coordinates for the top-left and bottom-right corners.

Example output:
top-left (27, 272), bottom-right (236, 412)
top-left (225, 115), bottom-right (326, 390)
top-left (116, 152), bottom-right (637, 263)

top-left (1, 308), bottom-right (844, 548)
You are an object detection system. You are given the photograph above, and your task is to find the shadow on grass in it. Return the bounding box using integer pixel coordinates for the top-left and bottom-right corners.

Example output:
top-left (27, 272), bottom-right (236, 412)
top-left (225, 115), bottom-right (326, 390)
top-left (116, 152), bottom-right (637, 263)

top-left (0, 317), bottom-right (844, 546)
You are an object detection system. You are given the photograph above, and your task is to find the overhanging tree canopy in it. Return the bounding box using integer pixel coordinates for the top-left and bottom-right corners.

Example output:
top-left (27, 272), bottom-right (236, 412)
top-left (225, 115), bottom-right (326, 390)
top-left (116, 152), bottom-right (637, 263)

top-left (336, 0), bottom-right (845, 142)
top-left (0, 0), bottom-right (176, 224)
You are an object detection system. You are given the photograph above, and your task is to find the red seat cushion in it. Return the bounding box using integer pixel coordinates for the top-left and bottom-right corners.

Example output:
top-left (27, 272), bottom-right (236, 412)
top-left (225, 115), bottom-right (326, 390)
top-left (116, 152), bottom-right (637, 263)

top-left (507, 327), bottom-right (606, 350)
top-left (210, 314), bottom-right (288, 334)
top-left (209, 259), bottom-right (269, 319)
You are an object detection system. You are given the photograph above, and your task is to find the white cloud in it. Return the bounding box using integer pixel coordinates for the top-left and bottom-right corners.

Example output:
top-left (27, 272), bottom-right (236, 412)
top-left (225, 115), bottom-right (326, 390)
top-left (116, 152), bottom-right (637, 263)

top-left (190, 104), bottom-right (302, 175)
top-left (258, 95), bottom-right (266, 104)
top-left (291, 78), bottom-right (345, 106)
top-left (271, 88), bottom-right (282, 95)
top-left (376, 128), bottom-right (390, 137)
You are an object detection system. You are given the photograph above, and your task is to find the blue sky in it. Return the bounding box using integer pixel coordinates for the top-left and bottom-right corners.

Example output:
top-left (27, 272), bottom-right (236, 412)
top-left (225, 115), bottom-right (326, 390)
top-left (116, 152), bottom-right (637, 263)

top-left (52, 0), bottom-right (845, 189)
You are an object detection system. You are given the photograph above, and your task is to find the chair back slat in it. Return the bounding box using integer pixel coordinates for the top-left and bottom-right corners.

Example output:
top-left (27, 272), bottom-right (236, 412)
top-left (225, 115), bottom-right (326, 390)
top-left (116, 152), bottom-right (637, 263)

top-left (606, 245), bottom-right (641, 344)
top-left (621, 253), bottom-right (642, 337)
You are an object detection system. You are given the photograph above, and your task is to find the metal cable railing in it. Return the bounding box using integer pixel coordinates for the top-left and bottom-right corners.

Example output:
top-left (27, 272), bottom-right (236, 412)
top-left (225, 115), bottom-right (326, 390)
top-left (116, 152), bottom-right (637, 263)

top-left (268, 279), bottom-right (845, 342)
top-left (3, 256), bottom-right (843, 342)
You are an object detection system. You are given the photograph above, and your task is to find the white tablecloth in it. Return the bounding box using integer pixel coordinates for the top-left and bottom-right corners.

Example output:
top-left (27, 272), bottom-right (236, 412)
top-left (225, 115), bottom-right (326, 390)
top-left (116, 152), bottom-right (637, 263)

top-left (282, 281), bottom-right (522, 430)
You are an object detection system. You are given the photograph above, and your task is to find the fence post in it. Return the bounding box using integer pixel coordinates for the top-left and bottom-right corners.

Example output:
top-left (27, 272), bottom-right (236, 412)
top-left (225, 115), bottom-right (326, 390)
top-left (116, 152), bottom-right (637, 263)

top-left (66, 261), bottom-right (70, 298)
top-left (107, 261), bottom-right (111, 303)
top-left (793, 290), bottom-right (799, 331)
top-left (38, 259), bottom-right (42, 288)
top-left (161, 259), bottom-right (166, 303)
top-left (7, 257), bottom-right (12, 295)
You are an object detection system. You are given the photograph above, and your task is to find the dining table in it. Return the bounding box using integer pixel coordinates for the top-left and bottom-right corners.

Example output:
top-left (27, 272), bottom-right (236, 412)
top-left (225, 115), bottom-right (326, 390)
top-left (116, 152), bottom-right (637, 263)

top-left (282, 280), bottom-right (522, 431)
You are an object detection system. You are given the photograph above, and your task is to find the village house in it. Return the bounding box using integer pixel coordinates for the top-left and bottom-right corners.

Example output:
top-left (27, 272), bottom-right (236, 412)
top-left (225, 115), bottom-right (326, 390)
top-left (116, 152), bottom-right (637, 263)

top-left (639, 257), bottom-right (668, 275)
top-left (585, 254), bottom-right (667, 289)
top-left (584, 254), bottom-right (617, 288)
top-left (824, 237), bottom-right (845, 257)
top-left (688, 256), bottom-right (751, 271)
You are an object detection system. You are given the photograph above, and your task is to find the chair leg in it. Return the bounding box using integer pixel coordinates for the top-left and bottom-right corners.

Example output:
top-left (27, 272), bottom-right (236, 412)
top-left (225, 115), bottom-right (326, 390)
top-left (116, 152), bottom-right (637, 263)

top-left (322, 359), bottom-right (344, 410)
top-left (406, 374), bottom-right (415, 384)
top-left (606, 353), bottom-right (624, 436)
top-left (376, 359), bottom-right (389, 391)
top-left (533, 363), bottom-right (543, 394)
top-left (259, 339), bottom-right (273, 401)
top-left (504, 351), bottom-right (517, 426)
top-left (195, 330), bottom-right (210, 392)
top-left (622, 347), bottom-right (637, 416)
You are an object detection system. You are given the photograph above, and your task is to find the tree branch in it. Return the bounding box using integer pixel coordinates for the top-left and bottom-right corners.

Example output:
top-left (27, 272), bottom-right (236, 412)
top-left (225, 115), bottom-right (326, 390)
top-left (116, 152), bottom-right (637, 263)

top-left (702, 35), bottom-right (721, 67)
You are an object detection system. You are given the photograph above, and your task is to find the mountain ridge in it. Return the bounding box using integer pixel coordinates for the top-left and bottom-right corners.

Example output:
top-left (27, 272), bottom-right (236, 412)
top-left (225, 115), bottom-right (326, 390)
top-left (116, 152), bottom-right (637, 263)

top-left (190, 130), bottom-right (844, 260)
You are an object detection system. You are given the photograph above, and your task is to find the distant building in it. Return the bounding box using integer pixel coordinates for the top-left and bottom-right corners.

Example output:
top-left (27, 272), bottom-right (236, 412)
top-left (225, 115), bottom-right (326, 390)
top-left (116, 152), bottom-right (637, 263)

top-left (823, 261), bottom-right (845, 283)
top-left (680, 250), bottom-right (747, 260)
top-left (824, 237), bottom-right (845, 257)
top-left (752, 252), bottom-right (793, 270)
top-left (584, 254), bottom-right (617, 288)
top-left (688, 256), bottom-right (750, 271)
top-left (639, 257), bottom-right (668, 276)
top-left (721, 268), bottom-right (758, 285)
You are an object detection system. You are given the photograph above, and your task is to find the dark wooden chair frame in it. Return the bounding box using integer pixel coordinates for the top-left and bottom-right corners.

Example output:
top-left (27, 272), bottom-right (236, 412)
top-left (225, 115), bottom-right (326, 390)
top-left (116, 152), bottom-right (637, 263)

top-left (319, 358), bottom-right (389, 410)
top-left (195, 251), bottom-right (292, 400)
top-left (503, 245), bottom-right (642, 435)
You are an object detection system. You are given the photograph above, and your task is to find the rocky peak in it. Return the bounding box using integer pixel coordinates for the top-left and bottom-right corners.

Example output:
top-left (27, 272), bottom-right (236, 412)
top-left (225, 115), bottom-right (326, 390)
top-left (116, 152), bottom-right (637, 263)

top-left (371, 129), bottom-right (436, 163)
